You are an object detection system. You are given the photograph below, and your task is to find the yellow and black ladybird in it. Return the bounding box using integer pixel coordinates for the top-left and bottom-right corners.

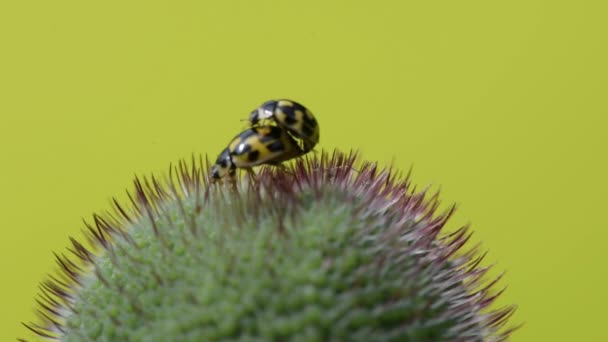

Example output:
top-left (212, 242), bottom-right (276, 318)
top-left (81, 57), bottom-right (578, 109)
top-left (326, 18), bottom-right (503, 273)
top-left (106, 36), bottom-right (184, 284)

top-left (248, 99), bottom-right (319, 153)
top-left (211, 125), bottom-right (305, 180)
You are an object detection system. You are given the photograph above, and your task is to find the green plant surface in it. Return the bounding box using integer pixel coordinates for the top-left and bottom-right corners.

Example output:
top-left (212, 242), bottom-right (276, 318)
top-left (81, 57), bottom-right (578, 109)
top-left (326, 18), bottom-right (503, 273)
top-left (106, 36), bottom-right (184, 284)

top-left (20, 151), bottom-right (515, 342)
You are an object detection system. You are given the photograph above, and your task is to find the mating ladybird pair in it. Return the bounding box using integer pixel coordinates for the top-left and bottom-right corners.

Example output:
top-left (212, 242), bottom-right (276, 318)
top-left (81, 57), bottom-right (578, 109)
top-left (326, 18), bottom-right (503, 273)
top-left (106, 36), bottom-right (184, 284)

top-left (211, 99), bottom-right (319, 181)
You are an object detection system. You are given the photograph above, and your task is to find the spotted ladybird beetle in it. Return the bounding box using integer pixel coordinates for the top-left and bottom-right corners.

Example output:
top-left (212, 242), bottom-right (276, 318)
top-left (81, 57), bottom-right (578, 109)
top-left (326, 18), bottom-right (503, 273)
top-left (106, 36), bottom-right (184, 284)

top-left (248, 99), bottom-right (319, 153)
top-left (211, 125), bottom-right (305, 181)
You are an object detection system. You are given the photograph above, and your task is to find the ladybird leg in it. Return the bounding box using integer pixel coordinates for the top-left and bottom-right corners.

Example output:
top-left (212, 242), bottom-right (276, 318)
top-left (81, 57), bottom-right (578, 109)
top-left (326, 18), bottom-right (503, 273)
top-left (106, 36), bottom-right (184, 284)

top-left (245, 167), bottom-right (257, 182)
top-left (242, 167), bottom-right (261, 191)
top-left (210, 172), bottom-right (225, 185)
top-left (228, 170), bottom-right (238, 181)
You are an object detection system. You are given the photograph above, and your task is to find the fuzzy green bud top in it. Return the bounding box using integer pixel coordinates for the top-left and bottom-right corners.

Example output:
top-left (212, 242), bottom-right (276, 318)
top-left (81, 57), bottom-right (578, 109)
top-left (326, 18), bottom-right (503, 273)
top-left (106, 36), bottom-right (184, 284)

top-left (21, 150), bottom-right (516, 341)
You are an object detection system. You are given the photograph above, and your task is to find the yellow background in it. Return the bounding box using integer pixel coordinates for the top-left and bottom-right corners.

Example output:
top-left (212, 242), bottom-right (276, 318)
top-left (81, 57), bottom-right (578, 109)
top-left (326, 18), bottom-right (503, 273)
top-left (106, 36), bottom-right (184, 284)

top-left (1, 1), bottom-right (606, 341)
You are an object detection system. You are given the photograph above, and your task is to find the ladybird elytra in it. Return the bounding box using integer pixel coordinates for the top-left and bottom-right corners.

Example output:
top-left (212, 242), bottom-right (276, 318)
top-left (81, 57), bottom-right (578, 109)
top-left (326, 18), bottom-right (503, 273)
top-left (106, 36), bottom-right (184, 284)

top-left (248, 99), bottom-right (320, 153)
top-left (211, 125), bottom-right (304, 181)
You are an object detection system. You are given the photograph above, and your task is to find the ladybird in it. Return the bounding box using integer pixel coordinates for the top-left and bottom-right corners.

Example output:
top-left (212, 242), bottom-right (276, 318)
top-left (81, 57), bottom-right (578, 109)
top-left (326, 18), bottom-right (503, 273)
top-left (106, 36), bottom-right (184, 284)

top-left (248, 99), bottom-right (319, 153)
top-left (211, 125), bottom-right (305, 181)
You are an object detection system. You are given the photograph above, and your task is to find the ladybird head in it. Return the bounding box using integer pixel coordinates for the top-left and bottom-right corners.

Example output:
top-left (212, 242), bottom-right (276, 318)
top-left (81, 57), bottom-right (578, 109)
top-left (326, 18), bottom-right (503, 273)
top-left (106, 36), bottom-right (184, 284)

top-left (211, 148), bottom-right (235, 180)
top-left (249, 100), bottom-right (277, 125)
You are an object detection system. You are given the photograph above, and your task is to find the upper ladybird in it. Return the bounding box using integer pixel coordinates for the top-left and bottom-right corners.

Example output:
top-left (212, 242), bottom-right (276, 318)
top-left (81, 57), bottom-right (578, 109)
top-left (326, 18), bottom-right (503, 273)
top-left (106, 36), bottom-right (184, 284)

top-left (248, 99), bottom-right (319, 153)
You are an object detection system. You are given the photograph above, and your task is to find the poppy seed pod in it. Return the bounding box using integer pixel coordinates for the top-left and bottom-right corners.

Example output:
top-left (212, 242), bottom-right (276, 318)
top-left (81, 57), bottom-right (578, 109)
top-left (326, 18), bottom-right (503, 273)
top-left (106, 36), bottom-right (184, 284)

top-left (21, 150), bottom-right (517, 342)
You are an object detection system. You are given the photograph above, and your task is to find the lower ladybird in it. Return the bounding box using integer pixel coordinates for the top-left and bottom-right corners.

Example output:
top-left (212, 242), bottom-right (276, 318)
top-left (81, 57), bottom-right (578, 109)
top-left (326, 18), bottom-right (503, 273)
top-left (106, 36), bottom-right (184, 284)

top-left (211, 125), bottom-right (306, 181)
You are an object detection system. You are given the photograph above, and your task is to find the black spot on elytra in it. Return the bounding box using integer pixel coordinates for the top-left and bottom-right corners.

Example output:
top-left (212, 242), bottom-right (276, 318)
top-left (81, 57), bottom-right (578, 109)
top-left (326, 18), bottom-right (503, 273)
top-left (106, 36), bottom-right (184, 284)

top-left (259, 126), bottom-right (283, 142)
top-left (267, 140), bottom-right (284, 152)
top-left (302, 110), bottom-right (317, 127)
top-left (292, 102), bottom-right (305, 111)
top-left (301, 123), bottom-right (314, 137)
top-left (248, 150), bottom-right (260, 162)
top-left (279, 105), bottom-right (298, 125)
